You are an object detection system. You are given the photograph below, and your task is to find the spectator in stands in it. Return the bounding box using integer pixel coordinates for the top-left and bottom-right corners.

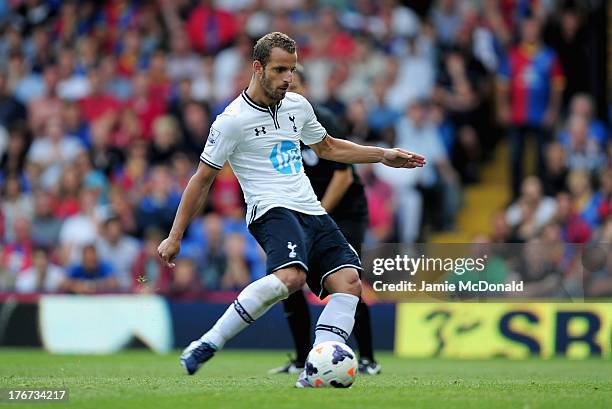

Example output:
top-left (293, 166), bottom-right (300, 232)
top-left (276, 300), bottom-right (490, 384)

top-left (79, 68), bottom-right (121, 123)
top-left (585, 218), bottom-right (612, 297)
top-left (96, 215), bottom-right (140, 291)
top-left (553, 191), bottom-right (591, 244)
top-left (596, 169), bottom-right (612, 223)
top-left (148, 116), bottom-right (180, 165)
top-left (558, 94), bottom-right (607, 148)
top-left (506, 176), bottom-right (557, 241)
top-left (497, 15), bottom-right (565, 199)
top-left (518, 235), bottom-right (564, 298)
top-left (567, 170), bottom-right (601, 228)
top-left (126, 71), bottom-right (166, 140)
top-left (31, 189), bottom-right (62, 248)
top-left (365, 77), bottom-right (400, 140)
top-left (62, 101), bottom-right (90, 148)
top-left (544, 6), bottom-right (590, 108)
top-left (135, 165), bottom-right (180, 236)
top-left (0, 72), bottom-right (26, 128)
top-left (60, 244), bottom-right (118, 294)
top-left (2, 217), bottom-right (34, 284)
top-left (88, 116), bottom-right (125, 176)
top-left (166, 32), bottom-right (201, 82)
top-left (1, 174), bottom-right (33, 242)
top-left (75, 150), bottom-right (110, 205)
top-left (53, 165), bottom-right (83, 219)
top-left (359, 164), bottom-right (395, 243)
top-left (131, 227), bottom-right (172, 294)
top-left (562, 115), bottom-right (605, 174)
top-left (185, 0), bottom-right (237, 55)
top-left (386, 36), bottom-right (435, 112)
top-left (27, 65), bottom-right (63, 137)
top-left (27, 117), bottom-right (84, 189)
top-left (393, 99), bottom-right (460, 238)
top-left (170, 152), bottom-right (195, 191)
top-left (219, 233), bottom-right (251, 291)
top-left (184, 213), bottom-right (226, 289)
top-left (489, 210), bottom-right (513, 243)
top-left (177, 101), bottom-right (210, 158)
top-left (166, 257), bottom-right (203, 300)
top-left (0, 125), bottom-right (29, 177)
top-left (15, 246), bottom-right (65, 293)
top-left (58, 188), bottom-right (101, 266)
top-left (542, 142), bottom-right (568, 196)
top-left (430, 0), bottom-right (463, 49)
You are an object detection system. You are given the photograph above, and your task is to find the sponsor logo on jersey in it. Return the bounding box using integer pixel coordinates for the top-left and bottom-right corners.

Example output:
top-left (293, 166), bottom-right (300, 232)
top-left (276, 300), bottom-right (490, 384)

top-left (269, 141), bottom-right (302, 174)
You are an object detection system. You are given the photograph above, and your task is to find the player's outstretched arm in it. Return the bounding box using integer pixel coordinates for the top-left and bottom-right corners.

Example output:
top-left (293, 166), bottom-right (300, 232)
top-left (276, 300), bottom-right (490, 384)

top-left (309, 135), bottom-right (426, 168)
top-left (158, 162), bottom-right (219, 267)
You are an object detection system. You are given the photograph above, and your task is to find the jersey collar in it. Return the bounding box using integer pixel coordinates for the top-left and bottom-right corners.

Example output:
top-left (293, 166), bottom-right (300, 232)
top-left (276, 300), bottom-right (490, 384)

top-left (241, 89), bottom-right (282, 113)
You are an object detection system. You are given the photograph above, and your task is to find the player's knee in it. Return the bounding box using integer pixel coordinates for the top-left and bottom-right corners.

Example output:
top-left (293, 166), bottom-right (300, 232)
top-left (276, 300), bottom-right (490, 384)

top-left (273, 267), bottom-right (307, 293)
top-left (326, 268), bottom-right (361, 297)
top-left (343, 273), bottom-right (362, 297)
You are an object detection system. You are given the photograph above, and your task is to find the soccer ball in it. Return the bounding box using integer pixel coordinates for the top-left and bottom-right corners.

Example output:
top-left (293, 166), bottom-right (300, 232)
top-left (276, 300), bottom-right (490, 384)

top-left (304, 341), bottom-right (358, 388)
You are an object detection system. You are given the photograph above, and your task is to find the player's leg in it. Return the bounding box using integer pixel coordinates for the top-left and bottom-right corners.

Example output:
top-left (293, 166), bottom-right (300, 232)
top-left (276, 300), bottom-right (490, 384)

top-left (268, 289), bottom-right (311, 374)
top-left (181, 266), bottom-right (305, 375)
top-left (295, 214), bottom-right (363, 387)
top-left (182, 208), bottom-right (310, 375)
top-left (336, 218), bottom-right (380, 374)
top-left (313, 267), bottom-right (361, 345)
top-left (353, 300), bottom-right (381, 374)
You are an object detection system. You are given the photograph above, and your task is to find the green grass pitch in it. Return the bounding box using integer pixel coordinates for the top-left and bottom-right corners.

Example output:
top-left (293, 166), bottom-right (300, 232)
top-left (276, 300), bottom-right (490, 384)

top-left (1, 349), bottom-right (610, 409)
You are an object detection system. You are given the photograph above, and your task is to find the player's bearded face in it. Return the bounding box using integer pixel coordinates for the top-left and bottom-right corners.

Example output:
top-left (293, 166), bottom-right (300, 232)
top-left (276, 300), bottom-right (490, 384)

top-left (259, 69), bottom-right (287, 103)
top-left (256, 48), bottom-right (296, 103)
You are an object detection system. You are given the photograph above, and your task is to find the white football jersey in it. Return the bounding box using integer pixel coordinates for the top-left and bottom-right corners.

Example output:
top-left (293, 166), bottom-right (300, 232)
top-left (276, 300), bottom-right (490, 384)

top-left (200, 90), bottom-right (328, 224)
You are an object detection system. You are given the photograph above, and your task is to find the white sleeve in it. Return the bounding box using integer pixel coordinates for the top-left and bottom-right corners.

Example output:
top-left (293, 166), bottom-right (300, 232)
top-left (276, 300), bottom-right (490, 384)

top-left (300, 97), bottom-right (327, 145)
top-left (200, 114), bottom-right (241, 170)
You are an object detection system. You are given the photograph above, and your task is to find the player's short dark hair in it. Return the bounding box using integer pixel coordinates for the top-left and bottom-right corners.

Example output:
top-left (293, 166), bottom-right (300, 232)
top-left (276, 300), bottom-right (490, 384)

top-left (252, 32), bottom-right (296, 67)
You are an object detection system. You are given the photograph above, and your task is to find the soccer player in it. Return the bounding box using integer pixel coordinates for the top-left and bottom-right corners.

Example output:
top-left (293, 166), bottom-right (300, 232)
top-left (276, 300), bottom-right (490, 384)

top-left (157, 32), bottom-right (425, 387)
top-left (268, 65), bottom-right (381, 375)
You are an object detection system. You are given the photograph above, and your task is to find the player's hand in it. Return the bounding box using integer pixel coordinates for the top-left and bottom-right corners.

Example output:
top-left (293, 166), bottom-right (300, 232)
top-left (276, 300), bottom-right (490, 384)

top-left (157, 237), bottom-right (181, 268)
top-left (381, 148), bottom-right (426, 168)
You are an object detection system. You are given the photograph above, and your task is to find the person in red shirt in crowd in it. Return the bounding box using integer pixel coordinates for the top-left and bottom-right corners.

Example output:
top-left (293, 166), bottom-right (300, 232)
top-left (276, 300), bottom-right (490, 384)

top-left (53, 165), bottom-right (83, 219)
top-left (126, 71), bottom-right (166, 140)
top-left (185, 0), bottom-right (237, 55)
top-left (554, 192), bottom-right (591, 244)
top-left (79, 69), bottom-right (121, 123)
top-left (497, 15), bottom-right (565, 199)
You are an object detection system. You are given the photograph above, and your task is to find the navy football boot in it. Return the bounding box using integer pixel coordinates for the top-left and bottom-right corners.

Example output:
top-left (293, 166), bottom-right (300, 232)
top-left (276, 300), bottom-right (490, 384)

top-left (180, 340), bottom-right (217, 375)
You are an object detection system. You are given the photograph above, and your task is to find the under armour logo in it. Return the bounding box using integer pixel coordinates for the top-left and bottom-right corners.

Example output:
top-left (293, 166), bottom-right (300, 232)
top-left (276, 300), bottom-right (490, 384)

top-left (288, 115), bottom-right (297, 132)
top-left (287, 242), bottom-right (297, 258)
top-left (254, 126), bottom-right (266, 136)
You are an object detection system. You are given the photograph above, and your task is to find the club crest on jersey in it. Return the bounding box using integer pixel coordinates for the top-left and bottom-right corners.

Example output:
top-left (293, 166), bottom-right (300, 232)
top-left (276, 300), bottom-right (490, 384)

top-left (287, 242), bottom-right (297, 258)
top-left (269, 141), bottom-right (302, 174)
top-left (207, 127), bottom-right (220, 145)
top-left (288, 115), bottom-right (297, 132)
top-left (254, 126), bottom-right (266, 136)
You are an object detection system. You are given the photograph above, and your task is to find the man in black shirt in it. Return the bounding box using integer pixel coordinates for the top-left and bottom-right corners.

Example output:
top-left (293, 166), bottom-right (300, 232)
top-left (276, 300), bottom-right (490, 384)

top-left (269, 66), bottom-right (380, 375)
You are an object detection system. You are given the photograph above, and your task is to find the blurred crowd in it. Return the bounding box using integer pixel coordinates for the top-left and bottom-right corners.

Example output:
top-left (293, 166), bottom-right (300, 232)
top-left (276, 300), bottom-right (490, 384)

top-left (0, 0), bottom-right (609, 298)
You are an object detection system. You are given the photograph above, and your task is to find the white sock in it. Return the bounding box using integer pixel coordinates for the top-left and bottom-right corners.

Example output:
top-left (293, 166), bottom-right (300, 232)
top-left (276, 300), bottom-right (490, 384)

top-left (200, 274), bottom-right (289, 349)
top-left (314, 293), bottom-right (359, 345)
